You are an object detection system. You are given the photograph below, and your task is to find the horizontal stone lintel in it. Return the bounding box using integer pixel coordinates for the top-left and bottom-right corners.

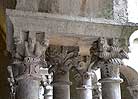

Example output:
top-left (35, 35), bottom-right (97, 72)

top-left (6, 9), bottom-right (138, 47)
top-left (5, 10), bottom-right (124, 37)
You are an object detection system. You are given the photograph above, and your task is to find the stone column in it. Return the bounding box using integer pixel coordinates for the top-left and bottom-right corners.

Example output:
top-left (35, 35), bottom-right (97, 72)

top-left (73, 55), bottom-right (94, 99)
top-left (53, 72), bottom-right (71, 99)
top-left (76, 72), bottom-right (93, 99)
top-left (99, 63), bottom-right (123, 99)
top-left (16, 78), bottom-right (40, 99)
top-left (16, 0), bottom-right (41, 11)
top-left (8, 31), bottom-right (49, 99)
top-left (127, 85), bottom-right (138, 99)
top-left (45, 45), bottom-right (79, 99)
top-left (44, 83), bottom-right (53, 99)
top-left (90, 37), bottom-right (129, 99)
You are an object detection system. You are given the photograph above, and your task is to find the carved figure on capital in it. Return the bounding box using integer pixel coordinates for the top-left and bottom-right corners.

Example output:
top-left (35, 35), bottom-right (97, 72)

top-left (9, 32), bottom-right (49, 81)
top-left (90, 37), bottom-right (129, 70)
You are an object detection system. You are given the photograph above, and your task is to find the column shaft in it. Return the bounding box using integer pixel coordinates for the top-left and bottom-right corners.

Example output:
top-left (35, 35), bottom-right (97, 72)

top-left (99, 64), bottom-right (123, 99)
top-left (44, 86), bottom-right (53, 99)
top-left (53, 72), bottom-right (71, 99)
top-left (76, 72), bottom-right (93, 99)
top-left (101, 81), bottom-right (121, 99)
top-left (16, 79), bottom-right (39, 99)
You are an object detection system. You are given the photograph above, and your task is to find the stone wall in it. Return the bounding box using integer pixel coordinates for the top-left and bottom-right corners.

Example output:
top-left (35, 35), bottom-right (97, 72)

top-left (38, 0), bottom-right (113, 19)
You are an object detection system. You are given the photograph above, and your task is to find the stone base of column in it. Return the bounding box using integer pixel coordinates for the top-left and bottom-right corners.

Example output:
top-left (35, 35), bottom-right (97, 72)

top-left (99, 78), bottom-right (123, 99)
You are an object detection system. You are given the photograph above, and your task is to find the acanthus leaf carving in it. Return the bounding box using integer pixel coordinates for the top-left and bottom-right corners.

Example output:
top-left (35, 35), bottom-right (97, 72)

top-left (72, 55), bottom-right (95, 86)
top-left (90, 37), bottom-right (129, 78)
top-left (45, 45), bottom-right (79, 75)
top-left (90, 37), bottom-right (129, 69)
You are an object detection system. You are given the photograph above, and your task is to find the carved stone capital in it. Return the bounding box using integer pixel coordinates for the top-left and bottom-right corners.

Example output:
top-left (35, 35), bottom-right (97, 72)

top-left (90, 37), bottom-right (129, 70)
top-left (101, 63), bottom-right (120, 78)
top-left (72, 55), bottom-right (98, 88)
top-left (11, 31), bottom-right (49, 81)
top-left (46, 45), bottom-right (79, 75)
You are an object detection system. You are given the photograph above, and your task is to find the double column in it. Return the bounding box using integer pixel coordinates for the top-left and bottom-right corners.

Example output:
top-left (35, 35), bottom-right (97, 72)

top-left (90, 37), bottom-right (128, 99)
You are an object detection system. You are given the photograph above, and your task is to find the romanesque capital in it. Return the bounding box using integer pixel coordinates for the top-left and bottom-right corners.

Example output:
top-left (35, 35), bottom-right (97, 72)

top-left (90, 37), bottom-right (129, 70)
top-left (73, 55), bottom-right (94, 87)
top-left (73, 55), bottom-right (101, 99)
top-left (46, 45), bottom-right (79, 75)
top-left (8, 31), bottom-right (49, 81)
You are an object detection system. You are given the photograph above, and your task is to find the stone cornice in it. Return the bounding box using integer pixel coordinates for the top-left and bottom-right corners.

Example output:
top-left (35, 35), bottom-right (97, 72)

top-left (6, 9), bottom-right (130, 40)
top-left (6, 9), bottom-right (138, 27)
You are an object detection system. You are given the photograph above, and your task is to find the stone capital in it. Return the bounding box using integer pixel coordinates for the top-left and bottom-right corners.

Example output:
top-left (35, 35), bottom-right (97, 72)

top-left (10, 31), bottom-right (49, 81)
top-left (90, 37), bottom-right (129, 70)
top-left (46, 45), bottom-right (79, 75)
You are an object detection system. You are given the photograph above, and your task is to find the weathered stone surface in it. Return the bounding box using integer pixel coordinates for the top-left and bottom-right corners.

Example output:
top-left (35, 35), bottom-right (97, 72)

top-left (7, 9), bottom-right (134, 47)
top-left (16, 0), bottom-right (113, 19)
top-left (113, 0), bottom-right (128, 23)
top-left (16, 79), bottom-right (39, 99)
top-left (90, 37), bottom-right (128, 99)
top-left (45, 45), bottom-right (79, 99)
top-left (127, 85), bottom-right (138, 99)
top-left (7, 30), bottom-right (49, 99)
top-left (16, 0), bottom-right (40, 11)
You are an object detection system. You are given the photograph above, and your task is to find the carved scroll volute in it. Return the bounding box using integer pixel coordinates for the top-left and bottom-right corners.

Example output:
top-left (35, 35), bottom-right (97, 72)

top-left (73, 55), bottom-right (95, 86)
top-left (45, 45), bottom-right (79, 75)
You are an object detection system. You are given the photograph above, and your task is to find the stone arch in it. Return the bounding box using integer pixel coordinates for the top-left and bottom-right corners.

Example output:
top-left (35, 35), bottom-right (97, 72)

top-left (120, 66), bottom-right (138, 99)
top-left (120, 30), bottom-right (138, 99)
top-left (129, 30), bottom-right (138, 46)
top-left (120, 66), bottom-right (138, 86)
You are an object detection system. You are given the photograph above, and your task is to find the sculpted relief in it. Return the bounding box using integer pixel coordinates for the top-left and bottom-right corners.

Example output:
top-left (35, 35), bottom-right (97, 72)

top-left (8, 31), bottom-right (49, 81)
top-left (90, 37), bottom-right (129, 78)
